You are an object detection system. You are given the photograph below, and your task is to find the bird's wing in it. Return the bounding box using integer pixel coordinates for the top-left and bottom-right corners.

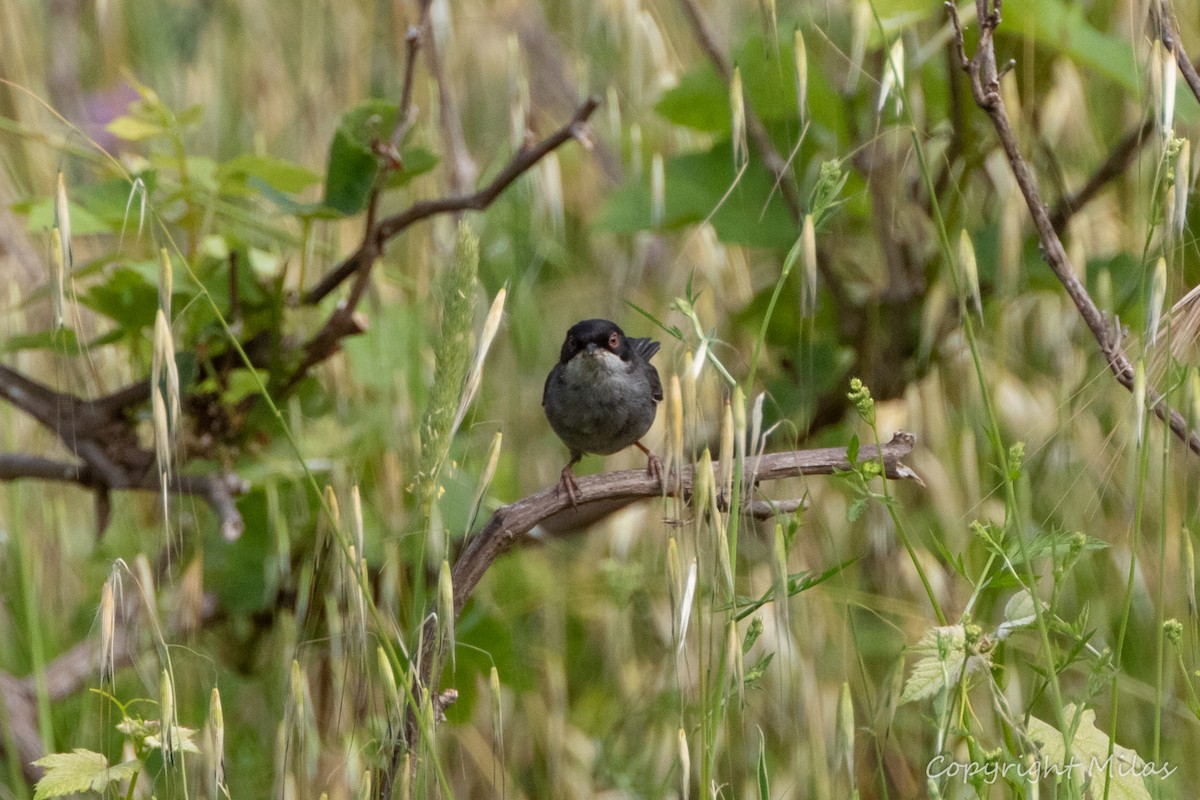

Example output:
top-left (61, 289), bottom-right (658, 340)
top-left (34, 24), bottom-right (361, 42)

top-left (648, 364), bottom-right (663, 403)
top-left (542, 365), bottom-right (555, 407)
top-left (628, 337), bottom-right (663, 402)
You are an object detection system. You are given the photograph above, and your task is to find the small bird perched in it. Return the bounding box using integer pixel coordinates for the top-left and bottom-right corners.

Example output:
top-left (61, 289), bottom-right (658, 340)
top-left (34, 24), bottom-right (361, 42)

top-left (543, 318), bottom-right (663, 505)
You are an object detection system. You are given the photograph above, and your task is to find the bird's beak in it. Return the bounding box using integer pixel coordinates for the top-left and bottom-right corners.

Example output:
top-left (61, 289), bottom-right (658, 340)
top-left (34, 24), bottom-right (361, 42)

top-left (586, 343), bottom-right (597, 355)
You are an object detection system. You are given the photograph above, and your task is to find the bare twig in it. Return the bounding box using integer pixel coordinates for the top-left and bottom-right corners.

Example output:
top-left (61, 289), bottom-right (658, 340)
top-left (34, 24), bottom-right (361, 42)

top-left (388, 21), bottom-right (426, 155)
top-left (0, 364), bottom-right (247, 536)
top-left (1049, 115), bottom-right (1155, 233)
top-left (384, 432), bottom-right (919, 793)
top-left (1158, 1), bottom-right (1200, 106)
top-left (948, 1), bottom-right (1200, 456)
top-left (304, 97), bottom-right (600, 306)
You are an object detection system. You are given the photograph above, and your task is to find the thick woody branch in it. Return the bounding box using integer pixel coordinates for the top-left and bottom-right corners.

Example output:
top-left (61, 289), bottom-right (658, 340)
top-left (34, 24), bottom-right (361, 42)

top-left (0, 363), bottom-right (246, 536)
top-left (385, 432), bottom-right (918, 792)
top-left (0, 453), bottom-right (247, 540)
top-left (948, 1), bottom-right (1200, 456)
top-left (451, 431), bottom-right (916, 606)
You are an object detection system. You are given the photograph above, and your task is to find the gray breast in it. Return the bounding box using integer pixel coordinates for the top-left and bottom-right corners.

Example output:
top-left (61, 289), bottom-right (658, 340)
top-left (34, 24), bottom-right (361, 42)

top-left (544, 351), bottom-right (658, 456)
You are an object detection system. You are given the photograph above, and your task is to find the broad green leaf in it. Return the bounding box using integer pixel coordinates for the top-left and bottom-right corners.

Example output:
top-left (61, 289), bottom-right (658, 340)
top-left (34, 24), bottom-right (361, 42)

top-left (1002, 0), bottom-right (1138, 94)
top-left (597, 141), bottom-right (800, 249)
top-left (656, 66), bottom-right (729, 132)
top-left (19, 176), bottom-right (159, 236)
top-left (81, 267), bottom-right (159, 330)
top-left (251, 178), bottom-right (344, 219)
top-left (1, 328), bottom-right (83, 355)
top-left (218, 154), bottom-right (322, 194)
top-left (995, 589), bottom-right (1041, 639)
top-left (322, 99), bottom-right (400, 216)
top-left (383, 146), bottom-right (440, 189)
top-left (1026, 706), bottom-right (1151, 799)
top-left (656, 33), bottom-right (843, 136)
top-left (901, 625), bottom-right (989, 703)
top-left (223, 368), bottom-right (270, 404)
top-left (20, 198), bottom-right (109, 235)
top-left (32, 750), bottom-right (141, 799)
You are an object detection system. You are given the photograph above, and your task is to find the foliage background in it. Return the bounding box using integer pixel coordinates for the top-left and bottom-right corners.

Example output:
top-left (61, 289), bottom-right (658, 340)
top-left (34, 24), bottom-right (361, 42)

top-left (1, 0), bottom-right (1200, 798)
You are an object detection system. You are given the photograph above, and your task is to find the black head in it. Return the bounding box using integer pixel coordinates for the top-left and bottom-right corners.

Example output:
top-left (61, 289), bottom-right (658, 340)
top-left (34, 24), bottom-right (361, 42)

top-left (558, 318), bottom-right (629, 363)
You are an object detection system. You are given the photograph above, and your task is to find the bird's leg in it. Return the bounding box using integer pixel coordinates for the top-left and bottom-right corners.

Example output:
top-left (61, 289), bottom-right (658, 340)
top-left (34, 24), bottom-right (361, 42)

top-left (634, 441), bottom-right (664, 488)
top-left (558, 451), bottom-right (582, 507)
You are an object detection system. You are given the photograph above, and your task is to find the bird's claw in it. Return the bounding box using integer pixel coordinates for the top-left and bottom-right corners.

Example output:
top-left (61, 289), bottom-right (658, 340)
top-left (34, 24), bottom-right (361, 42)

top-left (559, 465), bottom-right (581, 508)
top-left (646, 451), bottom-right (665, 490)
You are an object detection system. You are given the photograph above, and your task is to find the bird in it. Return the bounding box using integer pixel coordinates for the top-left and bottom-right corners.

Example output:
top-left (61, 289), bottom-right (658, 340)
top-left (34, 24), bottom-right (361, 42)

top-left (543, 318), bottom-right (664, 505)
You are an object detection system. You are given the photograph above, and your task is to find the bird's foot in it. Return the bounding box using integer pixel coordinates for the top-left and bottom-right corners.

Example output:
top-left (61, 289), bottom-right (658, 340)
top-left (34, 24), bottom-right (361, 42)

top-left (644, 450), bottom-right (666, 494)
top-left (559, 465), bottom-right (581, 508)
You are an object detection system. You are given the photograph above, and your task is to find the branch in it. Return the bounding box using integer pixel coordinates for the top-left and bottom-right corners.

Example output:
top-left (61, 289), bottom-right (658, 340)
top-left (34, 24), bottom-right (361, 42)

top-left (1158, 1), bottom-right (1200, 106)
top-left (303, 97), bottom-right (600, 306)
top-left (1048, 115), bottom-right (1154, 233)
top-left (0, 453), bottom-right (247, 540)
top-left (384, 432), bottom-right (918, 793)
top-left (948, 1), bottom-right (1200, 456)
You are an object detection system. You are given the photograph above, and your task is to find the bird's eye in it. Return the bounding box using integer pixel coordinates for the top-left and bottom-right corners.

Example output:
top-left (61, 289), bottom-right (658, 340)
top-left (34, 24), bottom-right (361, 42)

top-left (567, 335), bottom-right (576, 350)
top-left (608, 331), bottom-right (620, 350)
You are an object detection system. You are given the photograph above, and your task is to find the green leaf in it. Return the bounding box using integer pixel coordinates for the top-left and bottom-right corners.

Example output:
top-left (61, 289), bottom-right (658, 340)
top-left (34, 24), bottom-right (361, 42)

top-left (1001, 0), bottom-right (1139, 94)
top-left (1006, 529), bottom-right (1108, 565)
top-left (32, 750), bottom-right (141, 799)
top-left (732, 557), bottom-right (857, 620)
top-left (996, 590), bottom-right (1042, 640)
top-left (1, 328), bottom-right (83, 355)
top-left (80, 267), bottom-right (159, 331)
top-left (383, 146), bottom-right (440, 189)
top-left (900, 625), bottom-right (989, 704)
top-left (20, 198), bottom-right (109, 235)
top-left (597, 141), bottom-right (800, 249)
top-left (223, 368), bottom-right (270, 404)
top-left (756, 732), bottom-right (770, 800)
top-left (656, 66), bottom-right (729, 132)
top-left (847, 497), bottom-right (867, 522)
top-left (218, 154), bottom-right (321, 194)
top-left (322, 99), bottom-right (399, 216)
top-left (1026, 706), bottom-right (1151, 799)
top-left (144, 724), bottom-right (202, 754)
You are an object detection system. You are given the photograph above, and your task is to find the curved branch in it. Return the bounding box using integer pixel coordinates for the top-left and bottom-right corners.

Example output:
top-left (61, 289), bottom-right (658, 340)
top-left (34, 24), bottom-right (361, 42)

top-left (384, 432), bottom-right (918, 793)
top-left (451, 431), bottom-right (917, 607)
